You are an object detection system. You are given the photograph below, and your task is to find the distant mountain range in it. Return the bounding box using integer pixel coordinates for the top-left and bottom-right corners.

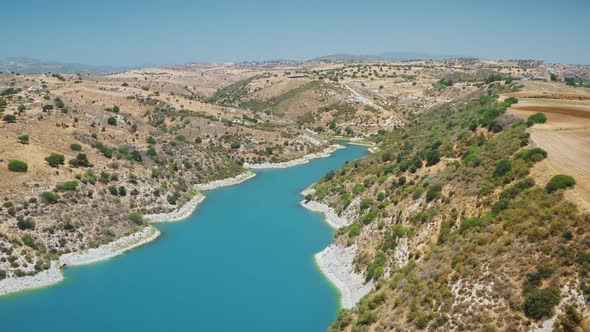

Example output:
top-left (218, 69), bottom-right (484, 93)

top-left (0, 52), bottom-right (474, 74)
top-left (310, 52), bottom-right (473, 62)
top-left (0, 57), bottom-right (134, 74)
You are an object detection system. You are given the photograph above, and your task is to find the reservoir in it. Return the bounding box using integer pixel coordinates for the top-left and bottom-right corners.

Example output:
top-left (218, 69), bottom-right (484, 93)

top-left (0, 144), bottom-right (367, 332)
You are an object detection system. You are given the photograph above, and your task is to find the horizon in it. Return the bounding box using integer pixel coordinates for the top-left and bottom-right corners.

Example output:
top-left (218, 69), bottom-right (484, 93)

top-left (2, 0), bottom-right (589, 67)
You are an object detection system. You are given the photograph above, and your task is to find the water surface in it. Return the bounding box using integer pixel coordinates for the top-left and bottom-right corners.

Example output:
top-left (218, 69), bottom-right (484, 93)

top-left (0, 144), bottom-right (366, 332)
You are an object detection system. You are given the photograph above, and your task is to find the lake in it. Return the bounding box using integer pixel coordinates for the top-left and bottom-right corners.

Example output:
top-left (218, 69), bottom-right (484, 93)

top-left (0, 144), bottom-right (367, 332)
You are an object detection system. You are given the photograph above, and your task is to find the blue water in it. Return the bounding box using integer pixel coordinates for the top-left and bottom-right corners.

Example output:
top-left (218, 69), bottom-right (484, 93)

top-left (0, 144), bottom-right (366, 332)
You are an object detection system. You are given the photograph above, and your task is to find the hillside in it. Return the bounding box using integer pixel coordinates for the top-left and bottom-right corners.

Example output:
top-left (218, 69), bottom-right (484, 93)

top-left (305, 81), bottom-right (590, 331)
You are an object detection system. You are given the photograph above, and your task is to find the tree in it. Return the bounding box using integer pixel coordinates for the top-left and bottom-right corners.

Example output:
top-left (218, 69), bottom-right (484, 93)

top-left (8, 160), bottom-right (28, 172)
top-left (17, 135), bottom-right (29, 144)
top-left (3, 114), bottom-right (16, 123)
top-left (546, 174), bottom-right (576, 193)
top-left (42, 104), bottom-right (54, 112)
top-left (45, 153), bottom-right (65, 168)
top-left (17, 104), bottom-right (26, 112)
top-left (107, 117), bottom-right (117, 125)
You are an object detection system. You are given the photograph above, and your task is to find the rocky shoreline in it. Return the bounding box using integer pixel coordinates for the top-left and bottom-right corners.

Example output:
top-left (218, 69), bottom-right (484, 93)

top-left (194, 171), bottom-right (256, 191)
top-left (315, 244), bottom-right (374, 309)
top-left (0, 226), bottom-right (160, 296)
top-left (300, 192), bottom-right (373, 309)
top-left (244, 144), bottom-right (344, 169)
top-left (300, 200), bottom-right (350, 228)
top-left (0, 171), bottom-right (257, 297)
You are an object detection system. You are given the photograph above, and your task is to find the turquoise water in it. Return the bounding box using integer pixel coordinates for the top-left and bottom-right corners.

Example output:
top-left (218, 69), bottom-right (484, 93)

top-left (0, 144), bottom-right (366, 332)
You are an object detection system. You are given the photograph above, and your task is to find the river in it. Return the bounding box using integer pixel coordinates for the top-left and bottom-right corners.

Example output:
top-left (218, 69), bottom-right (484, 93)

top-left (0, 144), bottom-right (367, 332)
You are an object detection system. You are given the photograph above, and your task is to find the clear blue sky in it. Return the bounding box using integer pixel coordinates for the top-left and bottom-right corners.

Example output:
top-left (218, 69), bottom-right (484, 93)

top-left (2, 0), bottom-right (589, 66)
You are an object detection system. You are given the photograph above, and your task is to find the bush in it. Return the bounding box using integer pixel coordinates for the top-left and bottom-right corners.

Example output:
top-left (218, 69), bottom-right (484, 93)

top-left (45, 153), bottom-right (65, 168)
top-left (524, 287), bottom-right (561, 319)
top-left (17, 135), bottom-right (29, 144)
top-left (426, 184), bottom-right (443, 202)
top-left (546, 174), bottom-right (576, 193)
top-left (17, 218), bottom-right (36, 230)
top-left (107, 117), bottom-right (117, 125)
top-left (70, 143), bottom-right (82, 151)
top-left (8, 160), bottom-right (28, 172)
top-left (360, 198), bottom-right (372, 210)
top-left (527, 113), bottom-right (547, 126)
top-left (3, 114), bottom-right (16, 123)
top-left (69, 153), bottom-right (92, 167)
top-left (56, 181), bottom-right (78, 191)
top-left (21, 233), bottom-right (37, 249)
top-left (128, 212), bottom-right (144, 225)
top-left (41, 191), bottom-right (59, 203)
top-left (348, 223), bottom-right (361, 237)
top-left (493, 159), bottom-right (512, 177)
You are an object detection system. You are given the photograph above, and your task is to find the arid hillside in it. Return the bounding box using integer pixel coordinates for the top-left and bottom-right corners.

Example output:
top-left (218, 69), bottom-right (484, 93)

top-left (0, 58), bottom-right (588, 313)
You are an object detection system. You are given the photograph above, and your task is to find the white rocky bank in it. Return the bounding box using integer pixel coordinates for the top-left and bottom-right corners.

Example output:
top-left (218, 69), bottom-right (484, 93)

top-left (0, 171), bottom-right (257, 296)
top-left (301, 196), bottom-right (374, 309)
top-left (244, 144), bottom-right (344, 169)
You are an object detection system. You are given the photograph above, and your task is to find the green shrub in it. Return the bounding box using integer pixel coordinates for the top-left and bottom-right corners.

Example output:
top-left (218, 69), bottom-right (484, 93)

top-left (349, 223), bottom-right (361, 237)
top-left (70, 143), bottom-right (82, 151)
top-left (17, 135), bottom-right (29, 144)
top-left (493, 159), bottom-right (512, 177)
top-left (107, 117), bottom-right (117, 125)
top-left (21, 233), bottom-right (37, 249)
top-left (45, 153), bottom-right (65, 168)
top-left (41, 191), bottom-right (59, 204)
top-left (128, 212), bottom-right (144, 225)
top-left (69, 153), bottom-right (92, 167)
top-left (527, 113), bottom-right (547, 126)
top-left (3, 114), bottom-right (17, 123)
top-left (8, 160), bottom-right (28, 172)
top-left (524, 287), bottom-right (561, 319)
top-left (545, 174), bottom-right (576, 193)
top-left (146, 136), bottom-right (157, 144)
top-left (17, 218), bottom-right (36, 230)
top-left (56, 181), bottom-right (78, 191)
top-left (360, 198), bottom-right (372, 210)
top-left (426, 184), bottom-right (443, 202)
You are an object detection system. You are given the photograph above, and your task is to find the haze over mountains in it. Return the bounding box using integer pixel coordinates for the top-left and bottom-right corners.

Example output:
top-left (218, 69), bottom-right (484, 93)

top-left (2, 52), bottom-right (473, 74)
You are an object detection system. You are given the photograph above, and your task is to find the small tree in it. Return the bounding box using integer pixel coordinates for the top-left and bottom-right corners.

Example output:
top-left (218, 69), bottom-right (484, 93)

top-left (107, 117), bottom-right (117, 125)
top-left (45, 153), bottom-right (65, 168)
top-left (8, 160), bottom-right (28, 172)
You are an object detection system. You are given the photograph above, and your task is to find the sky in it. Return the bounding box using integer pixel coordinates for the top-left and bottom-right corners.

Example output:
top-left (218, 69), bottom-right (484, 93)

top-left (2, 0), bottom-right (589, 66)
